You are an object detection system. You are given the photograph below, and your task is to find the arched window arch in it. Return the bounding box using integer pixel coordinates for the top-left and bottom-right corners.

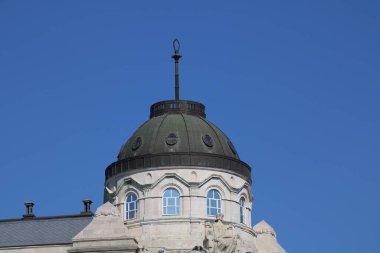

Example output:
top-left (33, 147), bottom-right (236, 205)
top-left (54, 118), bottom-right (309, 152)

top-left (239, 197), bottom-right (245, 224)
top-left (125, 193), bottom-right (138, 220)
top-left (207, 189), bottom-right (222, 216)
top-left (162, 188), bottom-right (180, 215)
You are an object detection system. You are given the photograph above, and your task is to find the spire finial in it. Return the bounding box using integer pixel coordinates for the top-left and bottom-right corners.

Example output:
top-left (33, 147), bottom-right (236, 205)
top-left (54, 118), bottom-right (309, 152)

top-left (172, 39), bottom-right (182, 100)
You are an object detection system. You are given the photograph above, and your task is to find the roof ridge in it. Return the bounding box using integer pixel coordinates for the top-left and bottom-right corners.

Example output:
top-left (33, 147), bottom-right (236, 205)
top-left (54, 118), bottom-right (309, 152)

top-left (180, 113), bottom-right (191, 152)
top-left (152, 113), bottom-right (170, 152)
top-left (0, 213), bottom-right (93, 223)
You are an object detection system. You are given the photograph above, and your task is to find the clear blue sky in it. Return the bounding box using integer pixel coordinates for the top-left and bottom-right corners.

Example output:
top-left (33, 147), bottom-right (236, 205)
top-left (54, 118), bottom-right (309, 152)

top-left (0, 1), bottom-right (379, 252)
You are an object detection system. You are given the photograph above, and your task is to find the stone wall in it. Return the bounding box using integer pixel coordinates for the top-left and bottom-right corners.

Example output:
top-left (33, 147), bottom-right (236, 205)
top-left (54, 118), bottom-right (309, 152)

top-left (105, 167), bottom-right (254, 251)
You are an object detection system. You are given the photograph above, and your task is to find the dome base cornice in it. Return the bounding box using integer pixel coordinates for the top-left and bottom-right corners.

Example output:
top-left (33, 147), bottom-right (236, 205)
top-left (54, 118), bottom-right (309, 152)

top-left (105, 152), bottom-right (251, 182)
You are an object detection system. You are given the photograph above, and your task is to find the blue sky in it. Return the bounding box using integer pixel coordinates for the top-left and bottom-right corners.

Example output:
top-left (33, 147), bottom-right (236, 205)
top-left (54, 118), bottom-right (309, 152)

top-left (0, 1), bottom-right (379, 252)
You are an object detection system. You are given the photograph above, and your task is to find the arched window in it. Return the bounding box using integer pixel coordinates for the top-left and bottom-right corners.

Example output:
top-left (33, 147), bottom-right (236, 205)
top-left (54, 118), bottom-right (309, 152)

top-left (239, 197), bottom-right (245, 224)
top-left (162, 188), bottom-right (180, 215)
top-left (125, 193), bottom-right (138, 220)
top-left (207, 189), bottom-right (222, 216)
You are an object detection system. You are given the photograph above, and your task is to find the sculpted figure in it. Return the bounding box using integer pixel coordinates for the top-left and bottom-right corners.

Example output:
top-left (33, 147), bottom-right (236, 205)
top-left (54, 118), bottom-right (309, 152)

top-left (205, 214), bottom-right (238, 253)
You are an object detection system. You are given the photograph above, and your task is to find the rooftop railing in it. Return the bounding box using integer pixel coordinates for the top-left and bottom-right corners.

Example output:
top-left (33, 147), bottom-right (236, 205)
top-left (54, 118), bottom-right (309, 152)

top-left (150, 100), bottom-right (206, 118)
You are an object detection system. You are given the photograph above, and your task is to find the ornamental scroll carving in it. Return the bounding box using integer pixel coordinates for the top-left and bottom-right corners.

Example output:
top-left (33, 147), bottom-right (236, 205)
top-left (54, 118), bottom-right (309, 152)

top-left (204, 214), bottom-right (238, 253)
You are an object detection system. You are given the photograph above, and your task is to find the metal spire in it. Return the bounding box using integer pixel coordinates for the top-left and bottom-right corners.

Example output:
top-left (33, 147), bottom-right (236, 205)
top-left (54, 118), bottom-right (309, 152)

top-left (172, 39), bottom-right (182, 100)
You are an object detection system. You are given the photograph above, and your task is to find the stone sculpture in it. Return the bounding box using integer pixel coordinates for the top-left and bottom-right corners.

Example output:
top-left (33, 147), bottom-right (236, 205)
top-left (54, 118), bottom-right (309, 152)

top-left (252, 220), bottom-right (287, 253)
top-left (69, 202), bottom-right (139, 253)
top-left (204, 214), bottom-right (238, 253)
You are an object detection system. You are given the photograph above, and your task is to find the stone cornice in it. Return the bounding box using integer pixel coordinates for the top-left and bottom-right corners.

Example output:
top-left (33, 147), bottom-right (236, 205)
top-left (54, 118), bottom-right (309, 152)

top-left (115, 173), bottom-right (252, 202)
top-left (105, 152), bottom-right (252, 183)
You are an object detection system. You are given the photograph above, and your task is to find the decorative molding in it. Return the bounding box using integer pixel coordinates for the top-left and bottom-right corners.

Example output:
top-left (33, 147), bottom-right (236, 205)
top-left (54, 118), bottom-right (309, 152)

top-left (119, 173), bottom-right (252, 202)
top-left (105, 152), bottom-right (252, 183)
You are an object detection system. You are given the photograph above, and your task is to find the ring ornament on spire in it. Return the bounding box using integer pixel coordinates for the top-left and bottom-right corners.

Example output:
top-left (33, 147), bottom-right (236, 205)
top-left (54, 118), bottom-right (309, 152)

top-left (173, 38), bottom-right (180, 53)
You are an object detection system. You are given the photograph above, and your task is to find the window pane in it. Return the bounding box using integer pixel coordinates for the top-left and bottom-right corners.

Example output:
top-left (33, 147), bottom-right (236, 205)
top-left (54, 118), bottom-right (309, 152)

top-left (163, 188), bottom-right (180, 215)
top-left (125, 193), bottom-right (138, 220)
top-left (167, 206), bottom-right (175, 214)
top-left (207, 190), bottom-right (222, 216)
top-left (239, 197), bottom-right (245, 223)
top-left (168, 198), bottom-right (175, 206)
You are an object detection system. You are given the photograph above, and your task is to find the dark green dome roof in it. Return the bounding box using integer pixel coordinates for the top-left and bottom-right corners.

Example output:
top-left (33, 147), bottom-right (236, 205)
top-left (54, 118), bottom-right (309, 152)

top-left (106, 100), bottom-right (251, 182)
top-left (118, 105), bottom-right (239, 160)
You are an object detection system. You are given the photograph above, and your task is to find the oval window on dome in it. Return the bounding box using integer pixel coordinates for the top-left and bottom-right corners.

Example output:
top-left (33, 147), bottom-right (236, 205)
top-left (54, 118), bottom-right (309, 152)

top-left (202, 134), bottom-right (214, 148)
top-left (166, 133), bottom-right (178, 146)
top-left (131, 137), bottom-right (142, 151)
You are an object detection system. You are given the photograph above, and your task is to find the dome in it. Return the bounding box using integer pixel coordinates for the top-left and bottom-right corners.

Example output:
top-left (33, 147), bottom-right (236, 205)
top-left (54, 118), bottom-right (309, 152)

top-left (105, 42), bottom-right (251, 182)
top-left (118, 100), bottom-right (239, 160)
top-left (105, 100), bottom-right (251, 182)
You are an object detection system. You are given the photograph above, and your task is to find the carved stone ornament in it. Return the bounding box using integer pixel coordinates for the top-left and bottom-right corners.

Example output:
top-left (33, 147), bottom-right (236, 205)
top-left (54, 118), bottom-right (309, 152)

top-left (189, 246), bottom-right (208, 253)
top-left (70, 202), bottom-right (139, 253)
top-left (204, 214), bottom-right (238, 253)
top-left (94, 201), bottom-right (120, 217)
top-left (252, 220), bottom-right (276, 237)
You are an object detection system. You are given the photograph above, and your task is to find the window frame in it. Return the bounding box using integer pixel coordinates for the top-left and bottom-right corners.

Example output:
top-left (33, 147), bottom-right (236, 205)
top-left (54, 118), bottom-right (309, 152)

top-left (162, 188), bottom-right (180, 216)
top-left (239, 197), bottom-right (246, 224)
top-left (125, 192), bottom-right (138, 221)
top-left (207, 189), bottom-right (222, 216)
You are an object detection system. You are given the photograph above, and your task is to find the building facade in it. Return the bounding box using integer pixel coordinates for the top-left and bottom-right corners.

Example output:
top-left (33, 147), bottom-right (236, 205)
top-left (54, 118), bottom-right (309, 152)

top-left (0, 41), bottom-right (286, 253)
